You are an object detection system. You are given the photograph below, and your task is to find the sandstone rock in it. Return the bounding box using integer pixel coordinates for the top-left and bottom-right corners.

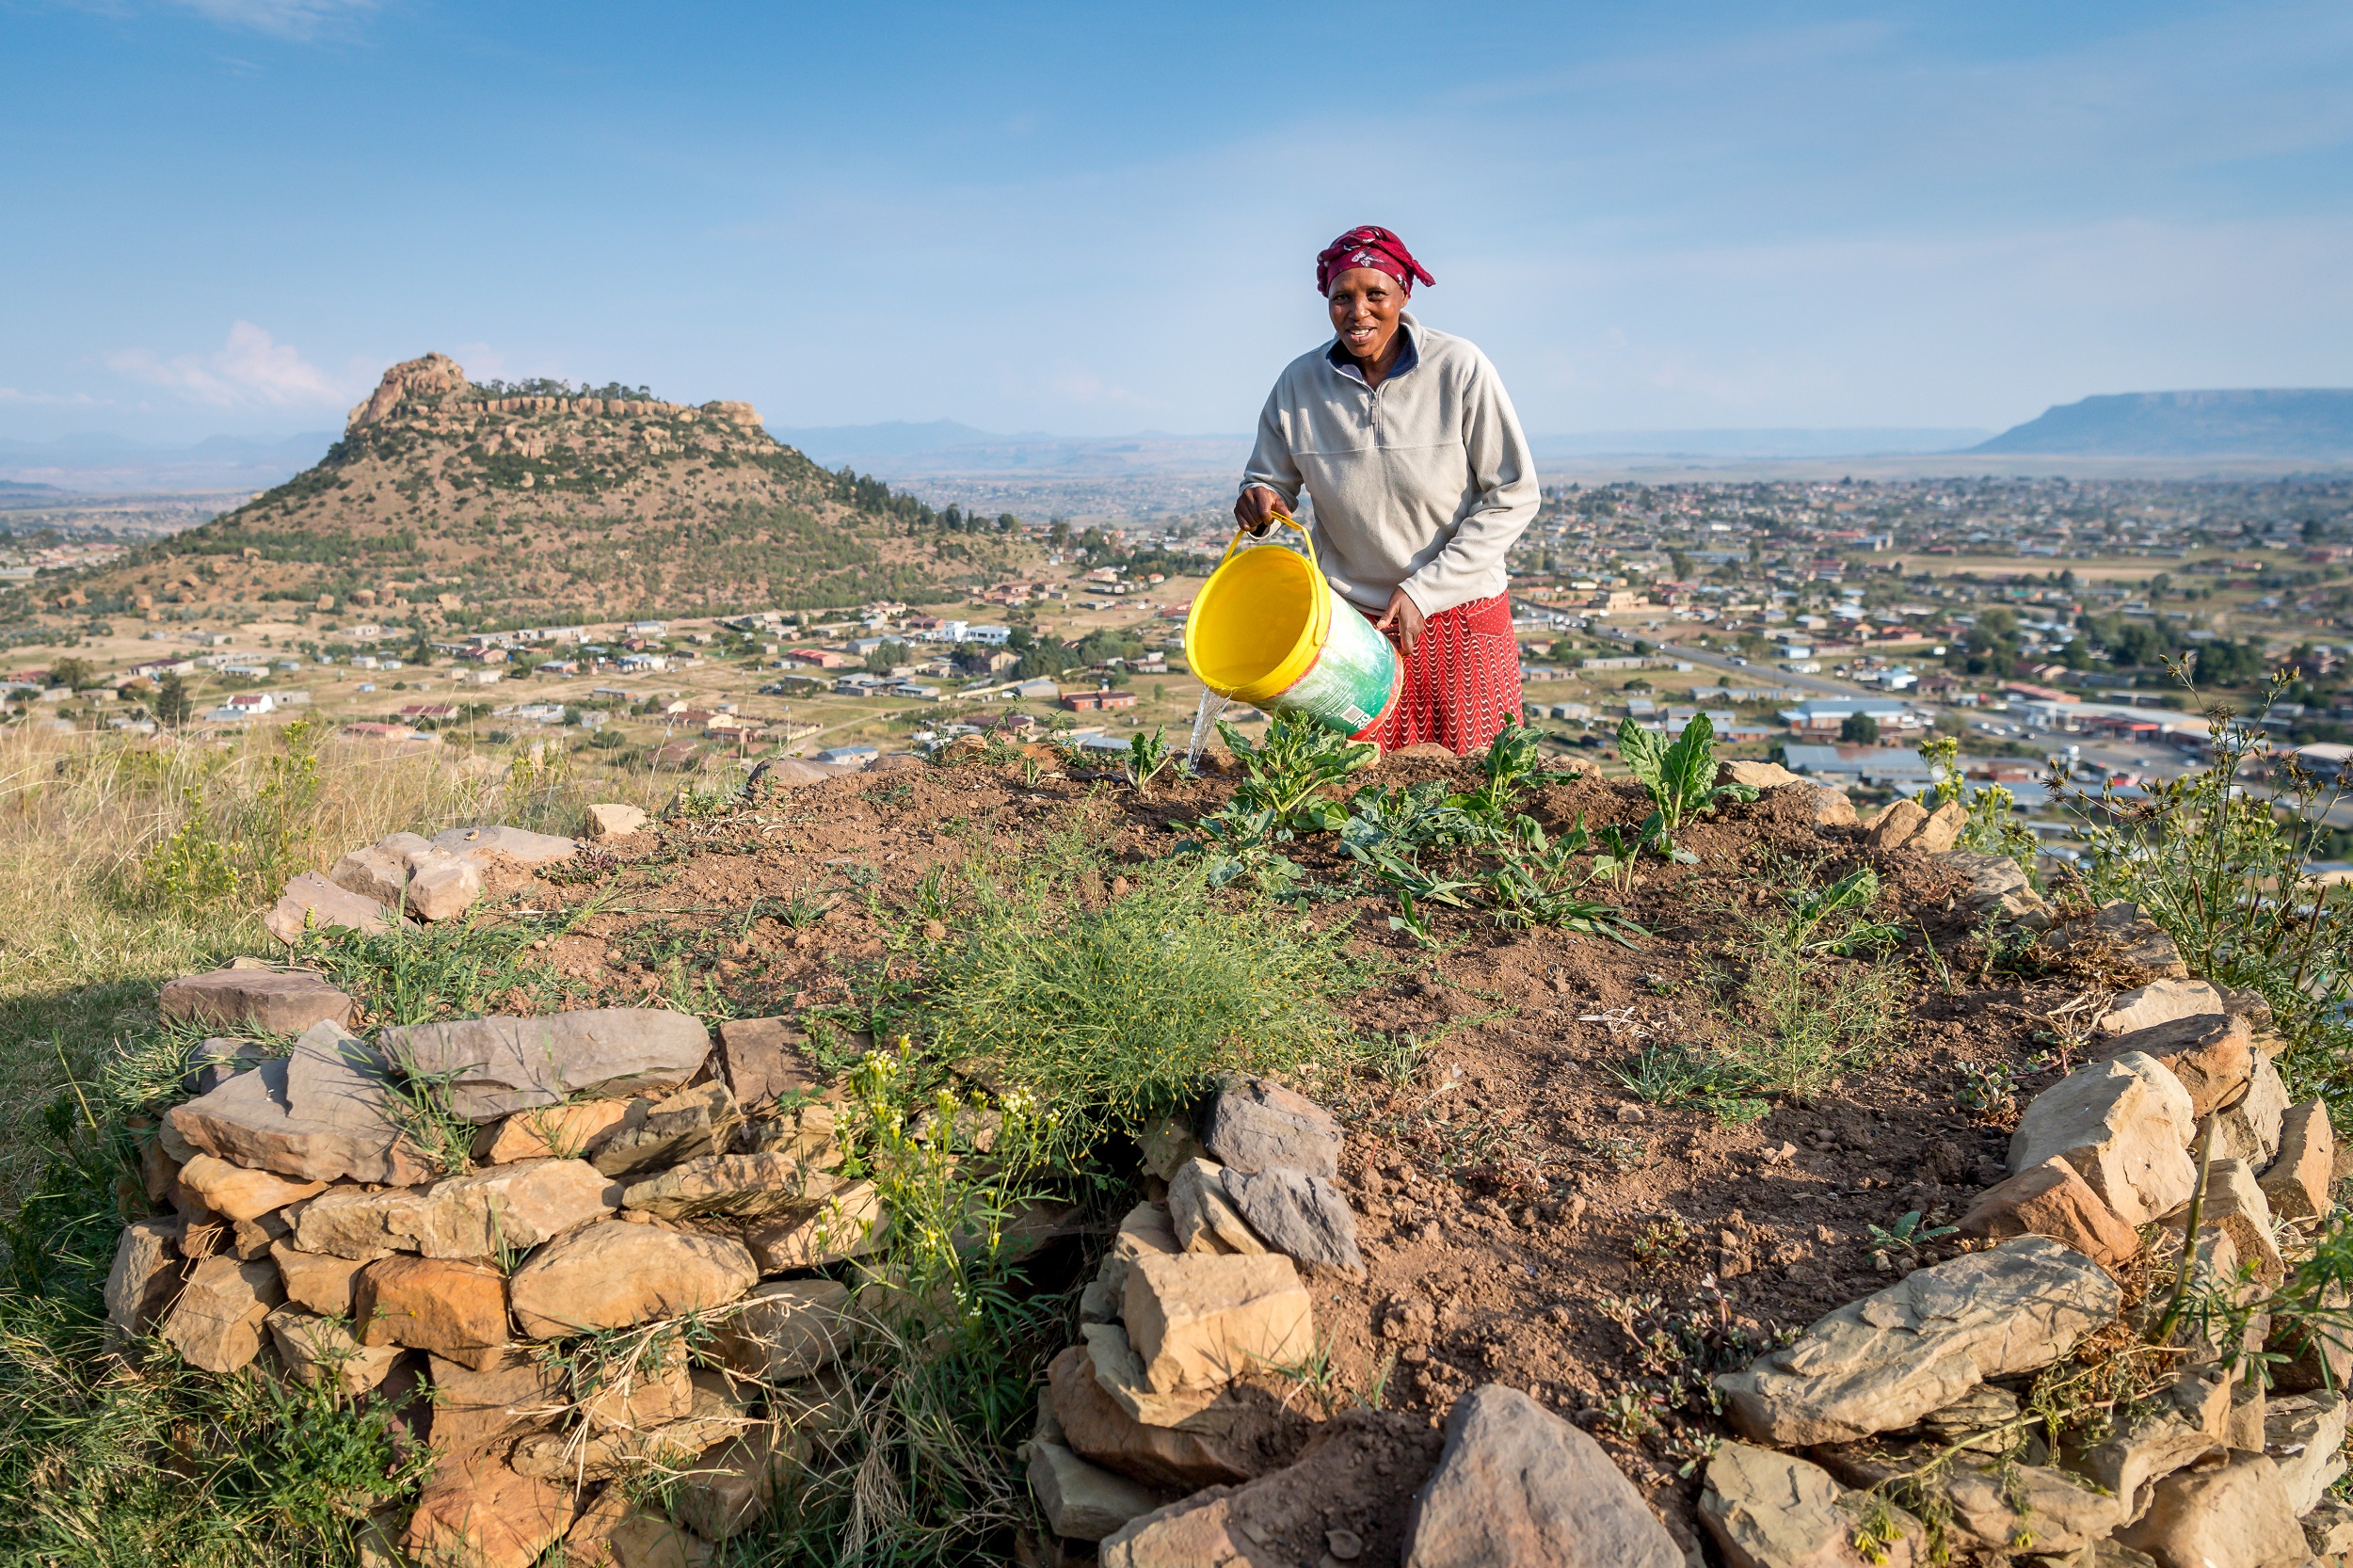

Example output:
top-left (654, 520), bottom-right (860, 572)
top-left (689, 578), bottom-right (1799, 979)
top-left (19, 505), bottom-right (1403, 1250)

top-left (1718, 1237), bottom-right (2121, 1447)
top-left (511, 1375), bottom-right (754, 1482)
top-left (508, 1222), bottom-right (756, 1337)
top-left (1031, 1440), bottom-right (1168, 1542)
top-left (2114, 1451), bottom-right (2307, 1568)
top-left (1047, 1343), bottom-right (1252, 1491)
top-left (358, 1256), bottom-right (508, 1368)
top-left (591, 1080), bottom-right (740, 1176)
top-left (1823, 1444), bottom-right (2121, 1557)
top-left (167, 1020), bottom-right (434, 1186)
top-left (264, 872), bottom-right (406, 945)
top-left (230, 1208), bottom-right (293, 1261)
top-left (2071, 1363), bottom-right (2231, 1507)
top-left (1724, 760), bottom-right (1800, 789)
top-left (1169, 1158), bottom-right (1263, 1256)
top-left (172, 1153), bottom-right (326, 1224)
top-left (621, 1152), bottom-right (822, 1221)
top-left (180, 1035), bottom-right (265, 1098)
top-left (584, 803), bottom-right (649, 840)
top-left (2009, 1051), bottom-right (2198, 1226)
top-left (428, 824), bottom-right (579, 866)
top-left (2174, 1159), bottom-right (2286, 1285)
top-left (712, 1016), bottom-right (824, 1109)
top-left (2099, 979), bottom-right (2225, 1038)
top-left (2265, 1392), bottom-right (2348, 1515)
top-left (402, 854), bottom-right (485, 921)
top-left (295, 1158), bottom-right (616, 1260)
top-left (1406, 1383), bottom-right (1680, 1568)
top-left (401, 1449), bottom-right (575, 1568)
top-left (271, 1242), bottom-right (368, 1316)
top-left (1125, 1252), bottom-right (1313, 1396)
top-left (712, 1278), bottom-right (851, 1383)
top-left (159, 968), bottom-right (355, 1035)
top-left (425, 1349), bottom-right (567, 1454)
top-left (743, 1179), bottom-right (881, 1273)
top-left (1203, 1078), bottom-right (1340, 1178)
top-left (266, 1305), bottom-right (401, 1393)
top-left (1139, 1114), bottom-right (1209, 1181)
top-left (558, 1487), bottom-right (714, 1568)
top-left (1808, 787), bottom-right (1859, 828)
top-left (381, 1009), bottom-right (712, 1123)
top-left (737, 1096), bottom-right (842, 1168)
top-left (2228, 1377), bottom-right (2269, 1450)
top-left (577, 1353), bottom-right (694, 1434)
top-left (2262, 1100), bottom-right (2335, 1224)
top-left (1865, 797), bottom-right (1929, 850)
top-left (159, 1255), bottom-right (281, 1372)
top-left (1083, 1320), bottom-right (1232, 1430)
top-left (1097, 1201), bottom-right (1183, 1306)
top-left (1909, 800), bottom-right (1968, 856)
top-left (2304, 1496), bottom-right (2353, 1559)
top-left (1945, 849), bottom-right (2029, 907)
top-left (1956, 1156), bottom-right (2142, 1272)
top-left (1700, 1442), bottom-right (1918, 1568)
top-left (473, 1099), bottom-right (634, 1163)
top-left (2207, 1050), bottom-right (2290, 1165)
top-left (1223, 1166), bottom-right (1361, 1272)
top-left (2100, 1011), bottom-right (2257, 1117)
top-left (671, 1426), bottom-right (808, 1541)
top-left (104, 1217), bottom-right (184, 1343)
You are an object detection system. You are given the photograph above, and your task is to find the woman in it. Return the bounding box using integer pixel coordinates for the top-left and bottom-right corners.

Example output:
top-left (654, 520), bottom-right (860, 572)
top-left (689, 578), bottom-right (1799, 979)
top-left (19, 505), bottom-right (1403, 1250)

top-left (1236, 225), bottom-right (1538, 755)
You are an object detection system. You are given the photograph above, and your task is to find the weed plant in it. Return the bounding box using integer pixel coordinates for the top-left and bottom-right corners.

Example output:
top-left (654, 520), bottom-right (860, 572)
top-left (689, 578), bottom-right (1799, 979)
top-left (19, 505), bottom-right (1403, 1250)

top-left (1916, 735), bottom-right (2038, 869)
top-left (2052, 668), bottom-right (2353, 1112)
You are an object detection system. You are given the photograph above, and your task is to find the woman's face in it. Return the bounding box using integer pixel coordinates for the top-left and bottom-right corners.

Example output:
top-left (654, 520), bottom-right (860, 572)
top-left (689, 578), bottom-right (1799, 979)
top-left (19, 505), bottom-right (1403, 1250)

top-left (1327, 267), bottom-right (1406, 361)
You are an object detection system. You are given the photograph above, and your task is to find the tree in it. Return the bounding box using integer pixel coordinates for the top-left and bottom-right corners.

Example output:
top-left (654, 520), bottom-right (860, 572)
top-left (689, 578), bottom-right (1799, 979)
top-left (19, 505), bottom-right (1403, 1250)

top-left (1840, 712), bottom-right (1881, 744)
top-left (863, 640), bottom-right (912, 675)
top-left (48, 656), bottom-right (93, 689)
top-left (153, 674), bottom-right (194, 727)
top-left (1668, 549), bottom-right (1693, 581)
top-left (1048, 520), bottom-right (1072, 548)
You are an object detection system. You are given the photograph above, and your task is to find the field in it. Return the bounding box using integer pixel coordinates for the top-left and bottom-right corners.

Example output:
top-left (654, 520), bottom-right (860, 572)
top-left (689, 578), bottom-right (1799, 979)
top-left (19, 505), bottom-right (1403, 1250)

top-left (0, 703), bottom-right (2344, 1563)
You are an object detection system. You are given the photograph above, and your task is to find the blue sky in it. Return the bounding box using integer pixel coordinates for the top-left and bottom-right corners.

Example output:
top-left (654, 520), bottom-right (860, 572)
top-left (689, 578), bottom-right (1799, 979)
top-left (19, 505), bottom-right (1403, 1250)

top-left (3, 0), bottom-right (2348, 442)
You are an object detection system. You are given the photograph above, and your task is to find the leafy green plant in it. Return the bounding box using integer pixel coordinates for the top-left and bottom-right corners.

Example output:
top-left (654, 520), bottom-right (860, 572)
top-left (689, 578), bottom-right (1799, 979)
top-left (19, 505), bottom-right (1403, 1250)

top-left (1591, 822), bottom-right (1643, 893)
top-left (1123, 726), bottom-right (1174, 793)
top-left (2053, 667), bottom-right (2353, 1112)
top-left (1865, 1210), bottom-right (1958, 1256)
top-left (1918, 734), bottom-right (2037, 867)
top-left (1482, 816), bottom-right (1646, 944)
top-left (1611, 1043), bottom-right (1768, 1121)
top-left (1218, 714), bottom-right (1375, 832)
top-left (1615, 712), bottom-right (1755, 861)
top-left (1785, 866), bottom-right (1903, 955)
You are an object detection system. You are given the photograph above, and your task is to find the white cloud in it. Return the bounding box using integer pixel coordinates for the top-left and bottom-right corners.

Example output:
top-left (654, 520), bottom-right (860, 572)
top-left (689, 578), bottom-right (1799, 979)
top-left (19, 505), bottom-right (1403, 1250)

top-left (110, 321), bottom-right (353, 408)
top-left (0, 387), bottom-right (102, 406)
top-left (163, 0), bottom-right (374, 39)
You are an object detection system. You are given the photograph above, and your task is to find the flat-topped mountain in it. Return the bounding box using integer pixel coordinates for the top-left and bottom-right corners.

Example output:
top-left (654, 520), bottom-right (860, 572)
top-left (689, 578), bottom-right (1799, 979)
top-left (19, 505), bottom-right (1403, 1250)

top-left (1975, 389), bottom-right (2353, 458)
top-left (81, 354), bottom-right (1019, 626)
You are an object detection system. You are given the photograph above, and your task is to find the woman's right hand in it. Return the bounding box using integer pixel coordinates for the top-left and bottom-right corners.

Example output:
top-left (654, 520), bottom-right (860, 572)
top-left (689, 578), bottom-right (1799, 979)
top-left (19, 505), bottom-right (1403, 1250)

top-left (1234, 486), bottom-right (1285, 536)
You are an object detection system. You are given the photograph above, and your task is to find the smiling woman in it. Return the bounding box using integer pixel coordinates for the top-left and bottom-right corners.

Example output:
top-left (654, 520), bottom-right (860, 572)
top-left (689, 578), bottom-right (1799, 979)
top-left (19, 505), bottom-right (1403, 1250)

top-left (1235, 225), bottom-right (1539, 756)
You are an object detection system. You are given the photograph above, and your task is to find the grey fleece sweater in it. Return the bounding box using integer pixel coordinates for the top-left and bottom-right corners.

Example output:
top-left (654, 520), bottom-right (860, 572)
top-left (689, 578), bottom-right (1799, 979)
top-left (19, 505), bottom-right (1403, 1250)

top-left (1241, 311), bottom-right (1539, 617)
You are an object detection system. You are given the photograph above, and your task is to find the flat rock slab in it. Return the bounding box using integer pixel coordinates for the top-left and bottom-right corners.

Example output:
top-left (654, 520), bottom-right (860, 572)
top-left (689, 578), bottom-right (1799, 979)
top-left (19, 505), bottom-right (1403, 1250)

top-left (430, 824), bottom-right (580, 866)
top-left (1405, 1384), bottom-right (1681, 1568)
top-left (174, 1152), bottom-right (325, 1223)
top-left (1957, 1156), bottom-right (2141, 1272)
top-left (507, 1221), bottom-right (756, 1337)
top-left (270, 1242), bottom-right (367, 1317)
top-left (2265, 1392), bottom-right (2349, 1516)
top-left (621, 1152), bottom-right (817, 1221)
top-left (2263, 1099), bottom-right (2335, 1224)
top-left (583, 803), bottom-right (648, 840)
top-left (1170, 1158), bottom-right (1263, 1256)
top-left (402, 1449), bottom-right (576, 1568)
top-left (1203, 1078), bottom-right (1341, 1178)
top-left (426, 1349), bottom-right (568, 1454)
top-left (2114, 1451), bottom-right (2307, 1568)
top-left (379, 1008), bottom-right (712, 1122)
top-left (475, 1098), bottom-right (634, 1163)
top-left (1702, 1442), bottom-right (1919, 1568)
top-left (160, 1254), bottom-right (282, 1373)
top-left (358, 1255), bottom-right (509, 1368)
top-left (160, 968), bottom-right (354, 1035)
top-left (266, 1305), bottom-right (401, 1394)
top-left (294, 1157), bottom-right (616, 1259)
top-left (1718, 1236), bottom-right (2121, 1448)
top-left (591, 1080), bottom-right (738, 1176)
top-left (263, 872), bottom-right (406, 945)
top-left (1125, 1251), bottom-right (1313, 1396)
top-left (712, 1278), bottom-right (852, 1384)
top-left (166, 1020), bottom-right (436, 1186)
top-left (104, 1218), bottom-right (185, 1343)
top-left (2099, 978), bottom-right (2224, 1037)
top-left (1031, 1439), bottom-right (1168, 1543)
top-left (2009, 1050), bottom-right (2197, 1226)
top-left (712, 1016), bottom-right (825, 1109)
top-left (742, 1178), bottom-right (881, 1272)
top-left (1223, 1166), bottom-right (1361, 1272)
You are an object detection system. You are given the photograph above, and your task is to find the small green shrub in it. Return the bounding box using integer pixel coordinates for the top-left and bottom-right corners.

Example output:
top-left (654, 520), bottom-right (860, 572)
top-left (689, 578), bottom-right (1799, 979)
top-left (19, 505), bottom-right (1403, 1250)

top-left (1615, 713), bottom-right (1755, 862)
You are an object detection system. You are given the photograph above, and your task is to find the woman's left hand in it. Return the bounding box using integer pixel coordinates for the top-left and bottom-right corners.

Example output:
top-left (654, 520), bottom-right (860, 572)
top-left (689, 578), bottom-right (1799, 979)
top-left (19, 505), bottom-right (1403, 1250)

top-left (1374, 588), bottom-right (1425, 655)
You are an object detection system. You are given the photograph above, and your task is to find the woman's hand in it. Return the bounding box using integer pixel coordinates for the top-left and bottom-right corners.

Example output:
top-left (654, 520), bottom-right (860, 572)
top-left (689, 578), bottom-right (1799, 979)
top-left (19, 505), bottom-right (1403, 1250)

top-left (1234, 486), bottom-right (1285, 536)
top-left (1374, 587), bottom-right (1425, 655)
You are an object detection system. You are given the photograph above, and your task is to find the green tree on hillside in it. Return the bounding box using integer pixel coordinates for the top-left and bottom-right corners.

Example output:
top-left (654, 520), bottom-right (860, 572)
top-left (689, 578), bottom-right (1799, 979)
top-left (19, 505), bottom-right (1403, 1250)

top-left (1841, 712), bottom-right (1880, 744)
top-left (152, 675), bottom-right (194, 728)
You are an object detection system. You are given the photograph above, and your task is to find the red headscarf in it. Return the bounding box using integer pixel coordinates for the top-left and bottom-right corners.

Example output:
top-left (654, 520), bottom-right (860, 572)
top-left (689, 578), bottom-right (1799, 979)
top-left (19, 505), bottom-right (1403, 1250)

top-left (1315, 226), bottom-right (1435, 296)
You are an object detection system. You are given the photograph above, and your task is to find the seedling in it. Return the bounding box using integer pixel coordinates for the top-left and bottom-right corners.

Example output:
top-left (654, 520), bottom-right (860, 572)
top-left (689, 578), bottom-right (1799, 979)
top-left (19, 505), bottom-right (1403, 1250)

top-left (1865, 1210), bottom-right (1957, 1257)
top-left (1615, 712), bottom-right (1756, 861)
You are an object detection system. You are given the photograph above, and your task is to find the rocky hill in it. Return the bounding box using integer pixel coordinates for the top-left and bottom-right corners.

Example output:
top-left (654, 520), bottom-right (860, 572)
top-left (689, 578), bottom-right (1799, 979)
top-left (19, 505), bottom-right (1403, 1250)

top-left (70, 354), bottom-right (1018, 628)
top-left (1976, 389), bottom-right (2353, 458)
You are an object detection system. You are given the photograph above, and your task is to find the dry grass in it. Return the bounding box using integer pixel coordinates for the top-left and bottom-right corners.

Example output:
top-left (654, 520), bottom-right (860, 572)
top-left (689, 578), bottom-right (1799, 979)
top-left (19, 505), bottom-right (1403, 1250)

top-left (0, 723), bottom-right (665, 1206)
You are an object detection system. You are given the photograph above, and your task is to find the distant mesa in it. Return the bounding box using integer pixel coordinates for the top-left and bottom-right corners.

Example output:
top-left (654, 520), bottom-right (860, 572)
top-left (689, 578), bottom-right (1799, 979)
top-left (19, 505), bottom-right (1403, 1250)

top-left (348, 352), bottom-right (761, 432)
top-left (1974, 389), bottom-right (2353, 458)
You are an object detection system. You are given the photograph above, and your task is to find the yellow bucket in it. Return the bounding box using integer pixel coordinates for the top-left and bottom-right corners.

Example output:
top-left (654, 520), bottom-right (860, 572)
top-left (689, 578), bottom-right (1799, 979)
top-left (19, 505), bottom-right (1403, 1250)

top-left (1184, 514), bottom-right (1401, 739)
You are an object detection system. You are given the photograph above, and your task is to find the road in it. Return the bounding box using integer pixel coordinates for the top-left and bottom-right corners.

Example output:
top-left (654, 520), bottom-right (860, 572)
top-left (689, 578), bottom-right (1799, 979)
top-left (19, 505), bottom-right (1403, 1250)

top-left (1637, 636), bottom-right (1878, 700)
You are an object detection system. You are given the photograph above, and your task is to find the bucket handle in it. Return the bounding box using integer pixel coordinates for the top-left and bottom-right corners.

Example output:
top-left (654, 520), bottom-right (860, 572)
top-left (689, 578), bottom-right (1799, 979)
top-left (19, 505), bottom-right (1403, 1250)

top-left (1218, 510), bottom-right (1320, 574)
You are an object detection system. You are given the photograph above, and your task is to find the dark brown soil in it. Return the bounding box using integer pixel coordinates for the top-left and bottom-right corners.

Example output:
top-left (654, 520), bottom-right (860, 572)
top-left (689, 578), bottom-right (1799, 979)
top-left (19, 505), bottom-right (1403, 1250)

top-left (467, 751), bottom-right (2128, 1550)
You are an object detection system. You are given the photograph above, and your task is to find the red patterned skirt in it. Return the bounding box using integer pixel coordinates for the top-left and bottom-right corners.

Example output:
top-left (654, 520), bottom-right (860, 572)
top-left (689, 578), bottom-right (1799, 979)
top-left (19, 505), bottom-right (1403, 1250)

top-left (1357, 592), bottom-right (1522, 756)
